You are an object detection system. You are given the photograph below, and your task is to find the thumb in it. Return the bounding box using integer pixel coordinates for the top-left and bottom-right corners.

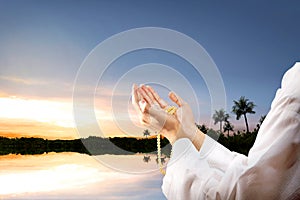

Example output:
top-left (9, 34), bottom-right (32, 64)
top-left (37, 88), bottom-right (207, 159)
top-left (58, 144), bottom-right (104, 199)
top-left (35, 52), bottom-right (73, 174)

top-left (169, 92), bottom-right (185, 107)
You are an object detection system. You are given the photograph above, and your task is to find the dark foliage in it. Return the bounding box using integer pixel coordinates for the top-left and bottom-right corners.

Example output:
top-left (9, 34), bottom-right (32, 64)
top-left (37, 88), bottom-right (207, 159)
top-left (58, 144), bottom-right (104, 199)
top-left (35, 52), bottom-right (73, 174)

top-left (207, 129), bottom-right (258, 156)
top-left (0, 136), bottom-right (171, 156)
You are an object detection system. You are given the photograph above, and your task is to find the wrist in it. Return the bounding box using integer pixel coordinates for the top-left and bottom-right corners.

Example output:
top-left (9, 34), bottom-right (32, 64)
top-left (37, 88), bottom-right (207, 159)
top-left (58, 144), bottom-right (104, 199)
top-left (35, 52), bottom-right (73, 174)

top-left (191, 129), bottom-right (205, 151)
top-left (160, 130), bottom-right (178, 145)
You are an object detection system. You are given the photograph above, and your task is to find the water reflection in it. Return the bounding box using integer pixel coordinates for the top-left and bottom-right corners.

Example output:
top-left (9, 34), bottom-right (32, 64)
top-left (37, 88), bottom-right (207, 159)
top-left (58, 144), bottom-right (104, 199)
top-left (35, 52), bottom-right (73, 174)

top-left (0, 153), bottom-right (167, 199)
top-left (143, 155), bottom-right (151, 163)
top-left (92, 153), bottom-right (170, 174)
top-left (142, 155), bottom-right (167, 165)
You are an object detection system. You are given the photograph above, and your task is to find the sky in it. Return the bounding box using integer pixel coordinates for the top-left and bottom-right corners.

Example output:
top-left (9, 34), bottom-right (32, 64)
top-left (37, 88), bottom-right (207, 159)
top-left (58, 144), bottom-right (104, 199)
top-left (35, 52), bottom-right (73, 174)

top-left (0, 0), bottom-right (300, 139)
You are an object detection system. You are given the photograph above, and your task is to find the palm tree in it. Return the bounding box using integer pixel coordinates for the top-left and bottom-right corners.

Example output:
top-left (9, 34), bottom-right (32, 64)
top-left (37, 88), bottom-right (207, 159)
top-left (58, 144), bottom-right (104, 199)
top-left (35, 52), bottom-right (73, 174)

top-left (212, 109), bottom-right (229, 133)
top-left (232, 96), bottom-right (256, 133)
top-left (223, 120), bottom-right (234, 135)
top-left (143, 129), bottom-right (151, 138)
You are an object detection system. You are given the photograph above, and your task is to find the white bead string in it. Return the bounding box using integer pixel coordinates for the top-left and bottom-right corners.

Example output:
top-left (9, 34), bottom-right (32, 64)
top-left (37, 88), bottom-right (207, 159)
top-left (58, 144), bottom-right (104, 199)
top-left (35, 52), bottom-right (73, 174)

top-left (157, 106), bottom-right (177, 175)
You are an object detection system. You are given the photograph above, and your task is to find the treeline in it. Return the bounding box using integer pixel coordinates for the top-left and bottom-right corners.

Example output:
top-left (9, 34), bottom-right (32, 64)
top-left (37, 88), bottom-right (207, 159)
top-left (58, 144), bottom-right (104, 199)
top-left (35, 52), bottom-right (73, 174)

top-left (0, 137), bottom-right (87, 155)
top-left (198, 126), bottom-right (258, 156)
top-left (0, 136), bottom-right (171, 156)
top-left (0, 130), bottom-right (256, 156)
top-left (0, 127), bottom-right (258, 156)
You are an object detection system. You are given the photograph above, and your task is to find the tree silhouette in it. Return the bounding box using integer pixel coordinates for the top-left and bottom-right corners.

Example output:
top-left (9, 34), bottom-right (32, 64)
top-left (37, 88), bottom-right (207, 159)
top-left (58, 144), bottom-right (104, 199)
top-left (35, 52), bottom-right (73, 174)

top-left (213, 109), bottom-right (229, 133)
top-left (143, 129), bottom-right (151, 138)
top-left (255, 115), bottom-right (266, 132)
top-left (259, 115), bottom-right (266, 126)
top-left (223, 120), bottom-right (234, 135)
top-left (196, 123), bottom-right (208, 134)
top-left (232, 96), bottom-right (256, 133)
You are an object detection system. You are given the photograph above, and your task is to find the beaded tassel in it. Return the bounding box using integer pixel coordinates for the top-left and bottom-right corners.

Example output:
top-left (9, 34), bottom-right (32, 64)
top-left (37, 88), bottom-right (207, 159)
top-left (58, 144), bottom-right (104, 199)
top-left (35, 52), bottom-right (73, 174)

top-left (157, 106), bottom-right (177, 175)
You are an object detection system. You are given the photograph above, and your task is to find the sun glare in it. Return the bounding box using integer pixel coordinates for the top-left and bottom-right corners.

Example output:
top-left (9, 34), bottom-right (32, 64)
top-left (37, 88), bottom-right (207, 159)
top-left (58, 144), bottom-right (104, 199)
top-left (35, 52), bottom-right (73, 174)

top-left (0, 96), bottom-right (131, 138)
top-left (0, 97), bottom-right (74, 128)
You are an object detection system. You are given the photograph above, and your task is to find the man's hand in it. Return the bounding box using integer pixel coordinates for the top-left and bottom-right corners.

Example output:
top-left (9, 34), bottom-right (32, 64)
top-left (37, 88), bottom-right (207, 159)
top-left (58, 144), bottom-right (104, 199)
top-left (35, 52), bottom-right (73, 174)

top-left (132, 84), bottom-right (205, 148)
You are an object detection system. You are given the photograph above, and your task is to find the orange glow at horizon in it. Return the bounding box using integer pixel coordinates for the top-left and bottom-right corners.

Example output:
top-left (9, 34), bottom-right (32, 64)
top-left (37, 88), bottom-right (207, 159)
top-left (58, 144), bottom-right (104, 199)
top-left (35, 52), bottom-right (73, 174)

top-left (0, 97), bottom-right (76, 128)
top-left (0, 96), bottom-right (138, 139)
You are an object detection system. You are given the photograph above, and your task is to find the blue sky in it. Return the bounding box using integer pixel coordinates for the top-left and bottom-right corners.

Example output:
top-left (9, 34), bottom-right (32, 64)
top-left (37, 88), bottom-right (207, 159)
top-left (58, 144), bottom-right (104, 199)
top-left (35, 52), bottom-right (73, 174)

top-left (0, 0), bottom-right (300, 136)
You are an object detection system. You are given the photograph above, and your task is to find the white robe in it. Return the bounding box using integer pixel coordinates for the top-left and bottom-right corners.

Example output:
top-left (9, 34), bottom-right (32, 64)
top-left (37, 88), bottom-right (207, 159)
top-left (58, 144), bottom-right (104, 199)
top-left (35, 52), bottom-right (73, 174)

top-left (162, 62), bottom-right (300, 200)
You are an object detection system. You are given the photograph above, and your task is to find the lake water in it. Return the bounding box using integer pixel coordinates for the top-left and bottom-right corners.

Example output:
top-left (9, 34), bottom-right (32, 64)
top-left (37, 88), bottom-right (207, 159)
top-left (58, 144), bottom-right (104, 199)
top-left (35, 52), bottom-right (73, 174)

top-left (0, 153), bottom-right (168, 199)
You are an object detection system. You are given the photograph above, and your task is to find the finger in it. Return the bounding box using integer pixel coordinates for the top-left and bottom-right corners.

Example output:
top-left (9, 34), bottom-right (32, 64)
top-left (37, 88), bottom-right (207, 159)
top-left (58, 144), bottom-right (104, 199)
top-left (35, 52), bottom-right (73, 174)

top-left (138, 87), bottom-right (153, 105)
top-left (131, 84), bottom-right (141, 112)
top-left (141, 85), bottom-right (157, 105)
top-left (169, 92), bottom-right (185, 107)
top-left (147, 86), bottom-right (168, 109)
top-left (131, 84), bottom-right (137, 102)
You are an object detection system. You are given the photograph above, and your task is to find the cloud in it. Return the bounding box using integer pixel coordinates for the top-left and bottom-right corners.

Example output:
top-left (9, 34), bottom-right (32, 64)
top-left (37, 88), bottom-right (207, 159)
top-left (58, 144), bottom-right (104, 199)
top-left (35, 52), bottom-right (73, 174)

top-left (0, 76), bottom-right (73, 99)
top-left (0, 75), bottom-right (48, 85)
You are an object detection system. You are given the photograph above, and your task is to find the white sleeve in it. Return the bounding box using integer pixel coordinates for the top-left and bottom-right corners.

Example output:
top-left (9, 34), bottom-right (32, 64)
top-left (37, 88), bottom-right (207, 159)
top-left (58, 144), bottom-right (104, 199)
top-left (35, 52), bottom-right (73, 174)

top-left (162, 62), bottom-right (300, 200)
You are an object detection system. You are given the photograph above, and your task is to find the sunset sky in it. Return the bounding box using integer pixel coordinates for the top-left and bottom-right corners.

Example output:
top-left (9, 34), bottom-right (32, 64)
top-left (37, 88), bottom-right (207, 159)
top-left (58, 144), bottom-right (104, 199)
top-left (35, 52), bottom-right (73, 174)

top-left (0, 1), bottom-right (300, 139)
